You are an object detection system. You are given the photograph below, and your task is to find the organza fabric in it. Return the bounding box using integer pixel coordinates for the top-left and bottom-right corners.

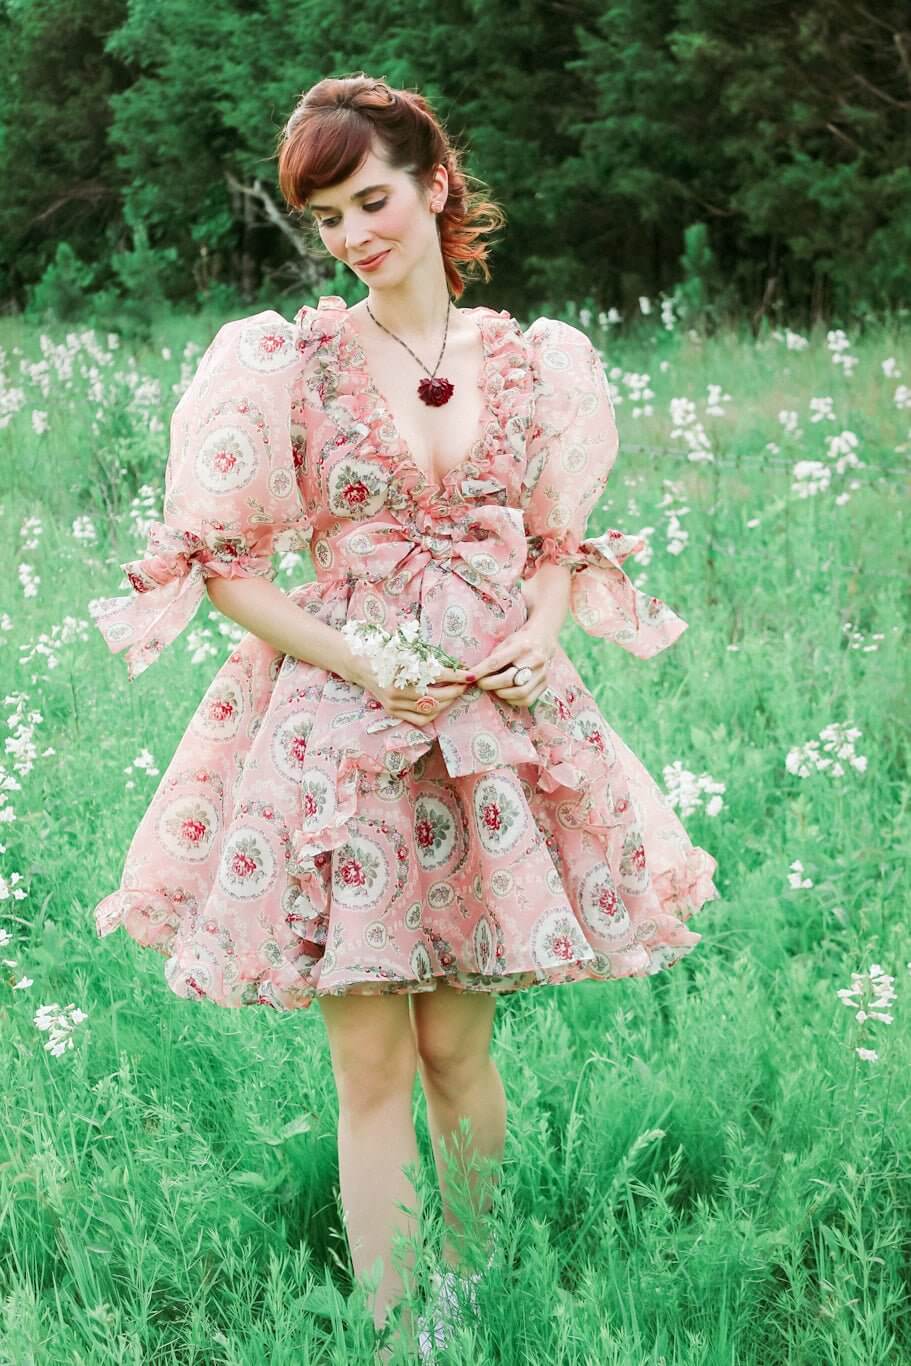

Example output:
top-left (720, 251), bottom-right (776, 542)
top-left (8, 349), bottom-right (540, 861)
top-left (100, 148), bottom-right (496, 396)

top-left (89, 296), bottom-right (720, 1010)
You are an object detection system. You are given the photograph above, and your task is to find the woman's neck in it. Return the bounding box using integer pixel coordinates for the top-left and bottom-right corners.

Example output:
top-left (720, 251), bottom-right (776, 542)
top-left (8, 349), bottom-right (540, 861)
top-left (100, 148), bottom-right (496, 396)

top-left (361, 276), bottom-right (456, 346)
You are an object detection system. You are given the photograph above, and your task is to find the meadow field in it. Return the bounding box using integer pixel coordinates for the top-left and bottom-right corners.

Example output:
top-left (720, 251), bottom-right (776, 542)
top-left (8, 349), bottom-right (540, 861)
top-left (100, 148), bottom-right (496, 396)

top-left (0, 301), bottom-right (908, 1364)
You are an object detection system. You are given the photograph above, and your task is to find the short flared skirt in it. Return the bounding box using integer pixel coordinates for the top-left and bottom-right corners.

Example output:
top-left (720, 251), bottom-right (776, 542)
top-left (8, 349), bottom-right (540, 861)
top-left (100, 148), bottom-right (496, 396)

top-left (94, 613), bottom-right (721, 1012)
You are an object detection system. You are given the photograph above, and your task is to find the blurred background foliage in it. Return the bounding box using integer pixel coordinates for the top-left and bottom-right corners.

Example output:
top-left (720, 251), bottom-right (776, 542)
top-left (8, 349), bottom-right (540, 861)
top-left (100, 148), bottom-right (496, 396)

top-left (1, 0), bottom-right (909, 335)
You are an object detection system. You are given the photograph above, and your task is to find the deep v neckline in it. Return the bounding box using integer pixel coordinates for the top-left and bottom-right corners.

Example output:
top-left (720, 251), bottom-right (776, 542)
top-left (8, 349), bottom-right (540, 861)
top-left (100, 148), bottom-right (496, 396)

top-left (330, 298), bottom-right (492, 493)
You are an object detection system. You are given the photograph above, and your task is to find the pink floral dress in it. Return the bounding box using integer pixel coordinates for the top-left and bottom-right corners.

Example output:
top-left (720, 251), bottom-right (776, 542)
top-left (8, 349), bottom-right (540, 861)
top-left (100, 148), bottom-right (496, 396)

top-left (89, 295), bottom-right (720, 1011)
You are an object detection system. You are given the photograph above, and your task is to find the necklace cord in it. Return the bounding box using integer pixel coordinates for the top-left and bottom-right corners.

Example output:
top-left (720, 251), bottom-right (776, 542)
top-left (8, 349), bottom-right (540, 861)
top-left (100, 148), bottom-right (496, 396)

top-left (365, 297), bottom-right (452, 379)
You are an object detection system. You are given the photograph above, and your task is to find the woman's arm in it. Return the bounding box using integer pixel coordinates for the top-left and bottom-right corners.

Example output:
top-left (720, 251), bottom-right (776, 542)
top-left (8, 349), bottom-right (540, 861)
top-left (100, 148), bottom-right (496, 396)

top-left (520, 561), bottom-right (572, 646)
top-left (206, 575), bottom-right (360, 679)
top-left (205, 576), bottom-right (465, 727)
top-left (469, 561), bottom-right (573, 707)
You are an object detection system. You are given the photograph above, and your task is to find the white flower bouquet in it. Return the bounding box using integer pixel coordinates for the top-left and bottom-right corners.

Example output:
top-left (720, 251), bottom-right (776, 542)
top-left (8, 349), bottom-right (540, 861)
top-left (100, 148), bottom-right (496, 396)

top-left (341, 617), bottom-right (462, 691)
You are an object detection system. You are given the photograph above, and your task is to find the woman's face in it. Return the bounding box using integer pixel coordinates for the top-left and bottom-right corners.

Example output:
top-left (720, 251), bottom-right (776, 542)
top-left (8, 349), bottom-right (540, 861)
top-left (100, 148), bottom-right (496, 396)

top-left (308, 143), bottom-right (444, 285)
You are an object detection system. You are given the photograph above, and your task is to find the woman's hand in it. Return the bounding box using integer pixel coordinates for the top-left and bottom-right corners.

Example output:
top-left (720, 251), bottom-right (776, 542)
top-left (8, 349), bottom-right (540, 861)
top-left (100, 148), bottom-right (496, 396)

top-left (467, 625), bottom-right (558, 709)
top-left (346, 659), bottom-right (467, 729)
top-left (467, 562), bottom-right (573, 708)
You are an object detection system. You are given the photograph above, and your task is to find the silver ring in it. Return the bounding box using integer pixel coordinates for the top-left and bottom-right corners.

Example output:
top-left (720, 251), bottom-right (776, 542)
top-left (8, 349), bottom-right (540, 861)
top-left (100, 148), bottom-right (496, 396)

top-left (512, 666), bottom-right (533, 688)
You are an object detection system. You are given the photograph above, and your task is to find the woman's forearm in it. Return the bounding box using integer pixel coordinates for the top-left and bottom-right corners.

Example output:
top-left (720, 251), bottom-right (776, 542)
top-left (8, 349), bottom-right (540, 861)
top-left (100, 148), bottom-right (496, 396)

top-left (205, 575), bottom-right (362, 682)
top-left (522, 562), bottom-right (573, 645)
top-left (206, 561), bottom-right (572, 685)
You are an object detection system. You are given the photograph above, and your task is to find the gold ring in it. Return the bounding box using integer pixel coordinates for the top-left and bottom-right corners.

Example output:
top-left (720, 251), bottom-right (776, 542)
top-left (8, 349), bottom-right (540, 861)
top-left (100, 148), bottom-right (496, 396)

top-left (415, 696), bottom-right (437, 715)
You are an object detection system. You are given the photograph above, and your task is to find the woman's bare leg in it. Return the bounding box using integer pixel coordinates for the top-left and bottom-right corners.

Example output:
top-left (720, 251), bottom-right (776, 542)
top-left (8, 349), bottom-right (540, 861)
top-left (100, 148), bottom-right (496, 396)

top-left (318, 990), bottom-right (421, 1340)
top-left (412, 982), bottom-right (506, 1272)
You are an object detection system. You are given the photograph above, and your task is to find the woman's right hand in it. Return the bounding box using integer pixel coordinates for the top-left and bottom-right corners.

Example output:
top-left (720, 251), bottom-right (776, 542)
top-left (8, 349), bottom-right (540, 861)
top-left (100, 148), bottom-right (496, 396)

top-left (344, 657), bottom-right (468, 729)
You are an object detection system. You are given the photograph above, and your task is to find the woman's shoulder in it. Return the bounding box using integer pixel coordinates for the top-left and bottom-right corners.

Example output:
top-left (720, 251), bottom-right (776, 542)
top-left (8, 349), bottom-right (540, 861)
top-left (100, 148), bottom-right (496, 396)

top-left (207, 300), bottom-right (337, 346)
top-left (521, 313), bottom-right (597, 354)
top-left (195, 308), bottom-right (305, 370)
top-left (191, 304), bottom-right (344, 385)
top-left (284, 297), bottom-right (597, 371)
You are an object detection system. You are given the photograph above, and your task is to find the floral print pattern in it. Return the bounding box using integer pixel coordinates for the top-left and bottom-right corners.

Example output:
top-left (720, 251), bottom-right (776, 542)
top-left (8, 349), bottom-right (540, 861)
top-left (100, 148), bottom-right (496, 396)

top-left (89, 295), bottom-right (720, 1011)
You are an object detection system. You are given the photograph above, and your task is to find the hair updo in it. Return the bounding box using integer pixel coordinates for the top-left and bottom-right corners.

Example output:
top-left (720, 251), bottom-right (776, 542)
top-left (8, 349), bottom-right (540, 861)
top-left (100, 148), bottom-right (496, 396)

top-left (275, 74), bottom-right (506, 299)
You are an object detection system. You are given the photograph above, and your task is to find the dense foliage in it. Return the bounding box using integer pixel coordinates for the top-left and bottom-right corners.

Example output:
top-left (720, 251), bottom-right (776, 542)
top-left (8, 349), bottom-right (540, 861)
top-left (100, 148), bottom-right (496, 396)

top-left (1, 0), bottom-right (909, 324)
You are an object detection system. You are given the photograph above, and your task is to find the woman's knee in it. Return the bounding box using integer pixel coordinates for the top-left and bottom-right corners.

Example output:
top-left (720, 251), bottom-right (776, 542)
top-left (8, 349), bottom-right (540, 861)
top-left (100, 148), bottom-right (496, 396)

top-left (318, 991), bottom-right (418, 1107)
top-left (413, 983), bottom-right (496, 1085)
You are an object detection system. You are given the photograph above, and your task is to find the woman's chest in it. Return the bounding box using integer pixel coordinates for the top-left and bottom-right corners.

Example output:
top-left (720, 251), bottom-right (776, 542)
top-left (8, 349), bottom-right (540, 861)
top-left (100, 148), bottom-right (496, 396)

top-left (349, 323), bottom-right (488, 487)
top-left (289, 305), bottom-right (536, 528)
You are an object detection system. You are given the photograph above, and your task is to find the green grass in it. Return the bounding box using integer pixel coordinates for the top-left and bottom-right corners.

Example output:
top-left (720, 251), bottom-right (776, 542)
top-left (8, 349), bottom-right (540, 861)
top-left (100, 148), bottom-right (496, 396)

top-left (0, 305), bottom-right (908, 1364)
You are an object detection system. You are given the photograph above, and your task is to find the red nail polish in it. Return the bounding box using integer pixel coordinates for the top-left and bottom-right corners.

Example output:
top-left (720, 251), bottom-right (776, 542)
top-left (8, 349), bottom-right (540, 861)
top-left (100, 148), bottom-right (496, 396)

top-left (466, 674), bottom-right (476, 684)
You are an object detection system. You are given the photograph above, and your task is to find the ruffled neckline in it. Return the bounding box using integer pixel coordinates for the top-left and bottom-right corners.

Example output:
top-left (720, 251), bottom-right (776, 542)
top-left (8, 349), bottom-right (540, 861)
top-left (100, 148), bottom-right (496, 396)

top-left (298, 294), bottom-right (533, 513)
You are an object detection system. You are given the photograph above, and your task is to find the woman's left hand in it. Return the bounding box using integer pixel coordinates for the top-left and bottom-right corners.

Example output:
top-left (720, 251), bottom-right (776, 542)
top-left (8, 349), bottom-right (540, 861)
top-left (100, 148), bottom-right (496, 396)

top-left (467, 625), bottom-right (558, 708)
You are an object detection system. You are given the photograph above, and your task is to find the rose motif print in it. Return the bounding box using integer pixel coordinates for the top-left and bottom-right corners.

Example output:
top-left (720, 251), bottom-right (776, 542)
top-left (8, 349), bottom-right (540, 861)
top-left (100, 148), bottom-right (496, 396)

top-left (194, 422), bottom-right (260, 495)
top-left (531, 906), bottom-right (593, 969)
top-left (577, 863), bottom-right (632, 940)
top-left (270, 712), bottom-right (314, 781)
top-left (374, 770), bottom-right (406, 802)
top-left (617, 826), bottom-right (650, 894)
top-left (216, 825), bottom-right (278, 900)
top-left (472, 776), bottom-right (526, 855)
top-left (90, 302), bottom-right (719, 1012)
top-left (571, 709), bottom-right (612, 757)
top-left (300, 779), bottom-right (327, 825)
top-left (473, 915), bottom-right (505, 976)
top-left (237, 318), bottom-right (302, 373)
top-left (189, 678), bottom-right (245, 740)
top-left (327, 459), bottom-right (388, 519)
top-left (413, 795), bottom-right (457, 871)
top-left (156, 794), bottom-right (220, 862)
top-left (332, 834), bottom-right (389, 910)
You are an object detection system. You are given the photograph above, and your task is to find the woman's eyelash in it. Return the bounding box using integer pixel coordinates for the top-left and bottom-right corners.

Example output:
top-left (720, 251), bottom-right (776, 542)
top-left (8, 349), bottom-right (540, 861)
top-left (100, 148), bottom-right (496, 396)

top-left (317, 199), bottom-right (386, 227)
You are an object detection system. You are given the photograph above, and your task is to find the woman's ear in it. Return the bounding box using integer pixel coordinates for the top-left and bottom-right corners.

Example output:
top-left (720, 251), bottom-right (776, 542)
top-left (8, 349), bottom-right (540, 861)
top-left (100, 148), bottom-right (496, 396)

top-left (431, 162), bottom-right (448, 211)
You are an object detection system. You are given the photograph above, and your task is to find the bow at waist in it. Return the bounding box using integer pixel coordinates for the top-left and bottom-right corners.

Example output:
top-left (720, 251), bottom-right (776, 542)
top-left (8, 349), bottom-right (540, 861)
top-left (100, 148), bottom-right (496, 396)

top-left (320, 503), bottom-right (528, 604)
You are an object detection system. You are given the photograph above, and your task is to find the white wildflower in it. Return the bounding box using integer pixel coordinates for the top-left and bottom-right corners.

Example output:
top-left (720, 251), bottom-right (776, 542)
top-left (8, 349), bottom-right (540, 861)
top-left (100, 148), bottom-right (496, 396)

top-left (341, 619), bottom-right (461, 693)
top-left (787, 860), bottom-right (813, 889)
top-left (34, 1001), bottom-right (89, 1056)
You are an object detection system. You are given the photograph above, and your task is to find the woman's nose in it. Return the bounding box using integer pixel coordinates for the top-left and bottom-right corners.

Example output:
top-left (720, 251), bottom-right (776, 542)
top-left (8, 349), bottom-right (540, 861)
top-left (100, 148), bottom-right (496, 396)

top-left (346, 224), bottom-right (373, 250)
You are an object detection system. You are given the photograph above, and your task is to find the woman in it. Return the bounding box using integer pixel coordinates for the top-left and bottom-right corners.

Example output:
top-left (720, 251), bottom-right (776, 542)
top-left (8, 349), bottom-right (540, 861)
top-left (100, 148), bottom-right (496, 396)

top-left (89, 75), bottom-right (720, 1360)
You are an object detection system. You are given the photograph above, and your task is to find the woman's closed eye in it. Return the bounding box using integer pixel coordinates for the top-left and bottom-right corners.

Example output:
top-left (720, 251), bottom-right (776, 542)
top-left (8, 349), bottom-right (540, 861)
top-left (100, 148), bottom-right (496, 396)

top-left (316, 199), bottom-right (386, 228)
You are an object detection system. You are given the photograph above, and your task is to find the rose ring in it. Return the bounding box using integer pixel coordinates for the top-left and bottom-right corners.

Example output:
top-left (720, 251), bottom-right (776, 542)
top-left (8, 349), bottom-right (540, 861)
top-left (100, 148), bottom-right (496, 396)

top-left (512, 666), bottom-right (533, 688)
top-left (415, 695), bottom-right (437, 715)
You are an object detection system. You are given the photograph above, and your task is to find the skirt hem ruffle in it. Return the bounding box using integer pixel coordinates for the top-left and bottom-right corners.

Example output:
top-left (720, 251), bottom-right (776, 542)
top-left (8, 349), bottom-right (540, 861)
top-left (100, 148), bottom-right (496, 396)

top-left (93, 847), bottom-right (720, 1014)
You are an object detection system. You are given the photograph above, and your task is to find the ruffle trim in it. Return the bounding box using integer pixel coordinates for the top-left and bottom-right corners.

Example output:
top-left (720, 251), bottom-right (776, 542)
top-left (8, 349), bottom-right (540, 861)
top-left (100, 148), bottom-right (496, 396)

top-left (94, 870), bottom-right (710, 1013)
top-left (93, 661), bottom-right (720, 1012)
top-left (527, 527), bottom-right (689, 659)
top-left (525, 708), bottom-right (718, 968)
top-left (186, 685), bottom-right (717, 1005)
top-left (305, 297), bottom-right (534, 516)
top-left (88, 522), bottom-right (278, 683)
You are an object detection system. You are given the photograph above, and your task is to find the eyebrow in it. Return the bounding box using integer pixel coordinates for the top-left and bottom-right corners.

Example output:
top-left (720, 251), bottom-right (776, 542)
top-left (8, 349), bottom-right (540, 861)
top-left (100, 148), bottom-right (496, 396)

top-left (309, 183), bottom-right (390, 213)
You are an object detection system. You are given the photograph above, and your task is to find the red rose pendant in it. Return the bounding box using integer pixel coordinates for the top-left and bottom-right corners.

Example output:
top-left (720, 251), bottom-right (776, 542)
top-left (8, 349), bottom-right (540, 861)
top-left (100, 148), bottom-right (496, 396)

top-left (418, 375), bottom-right (455, 406)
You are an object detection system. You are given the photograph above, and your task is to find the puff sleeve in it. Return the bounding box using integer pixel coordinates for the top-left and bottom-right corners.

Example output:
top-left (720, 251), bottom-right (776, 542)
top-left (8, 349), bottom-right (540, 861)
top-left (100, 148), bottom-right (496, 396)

top-left (88, 309), bottom-right (311, 682)
top-left (522, 317), bottom-right (688, 659)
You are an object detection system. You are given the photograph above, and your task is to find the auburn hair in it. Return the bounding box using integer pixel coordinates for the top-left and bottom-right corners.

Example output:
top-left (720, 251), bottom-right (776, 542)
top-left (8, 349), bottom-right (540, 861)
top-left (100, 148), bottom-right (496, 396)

top-left (275, 74), bottom-right (506, 299)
